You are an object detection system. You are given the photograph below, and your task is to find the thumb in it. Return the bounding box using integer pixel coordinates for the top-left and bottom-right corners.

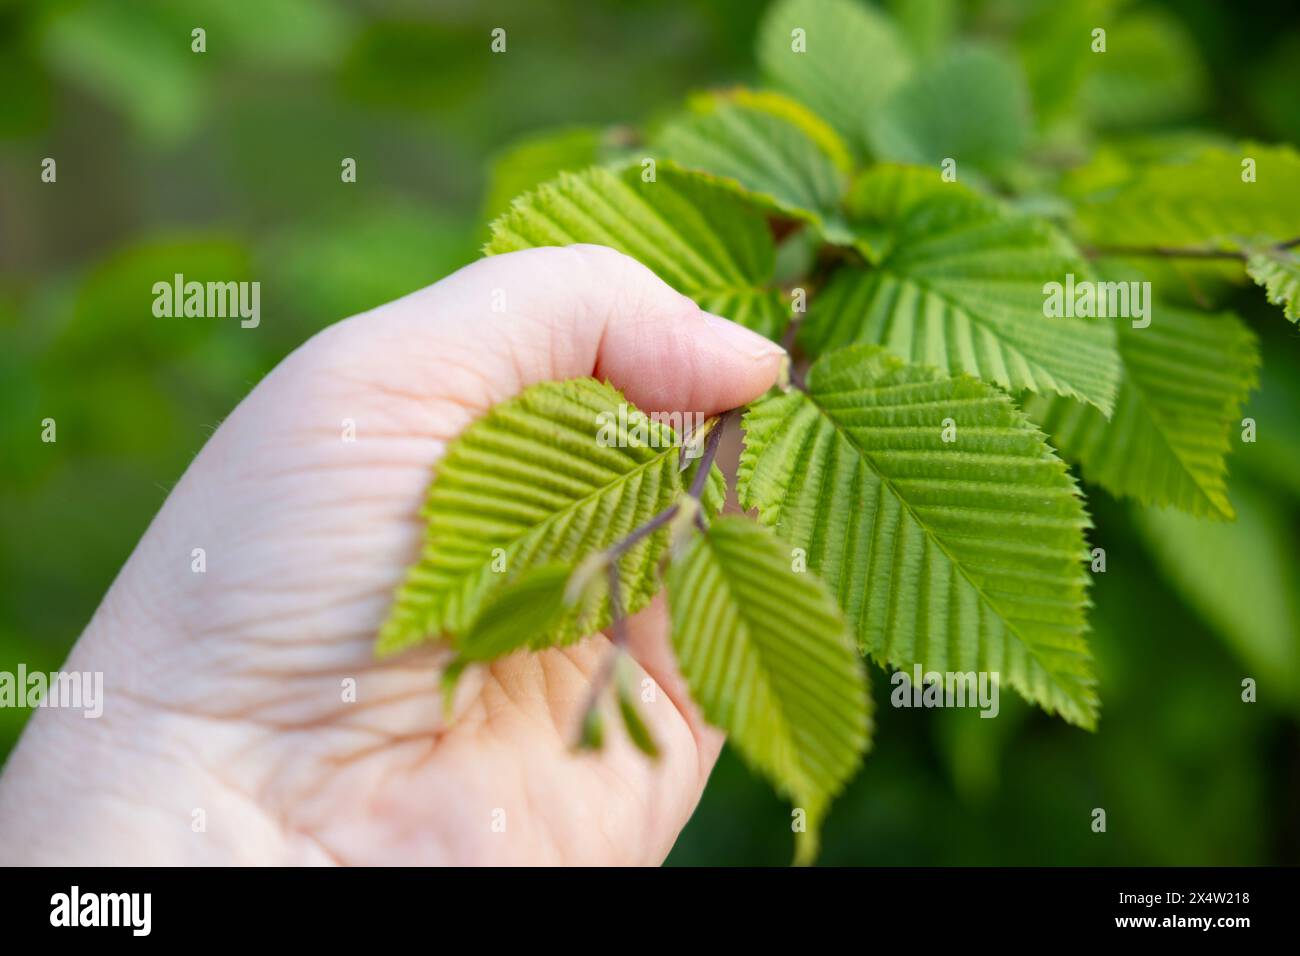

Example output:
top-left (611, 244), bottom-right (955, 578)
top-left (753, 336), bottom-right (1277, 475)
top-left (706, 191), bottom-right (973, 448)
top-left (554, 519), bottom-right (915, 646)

top-left (279, 243), bottom-right (787, 428)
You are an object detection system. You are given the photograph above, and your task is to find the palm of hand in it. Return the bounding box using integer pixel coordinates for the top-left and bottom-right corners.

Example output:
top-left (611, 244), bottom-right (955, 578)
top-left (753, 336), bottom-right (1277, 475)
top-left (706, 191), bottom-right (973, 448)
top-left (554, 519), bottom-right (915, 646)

top-left (0, 248), bottom-right (782, 866)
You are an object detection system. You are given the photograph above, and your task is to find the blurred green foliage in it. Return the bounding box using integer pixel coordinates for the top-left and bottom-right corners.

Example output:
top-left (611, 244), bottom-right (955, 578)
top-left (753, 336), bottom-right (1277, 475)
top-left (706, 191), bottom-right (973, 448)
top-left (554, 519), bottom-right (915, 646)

top-left (1, 0), bottom-right (1298, 864)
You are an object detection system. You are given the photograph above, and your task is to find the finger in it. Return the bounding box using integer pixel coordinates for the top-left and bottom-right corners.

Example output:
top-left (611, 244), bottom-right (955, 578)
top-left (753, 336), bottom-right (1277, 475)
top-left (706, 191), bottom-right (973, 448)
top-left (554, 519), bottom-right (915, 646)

top-left (284, 243), bottom-right (786, 426)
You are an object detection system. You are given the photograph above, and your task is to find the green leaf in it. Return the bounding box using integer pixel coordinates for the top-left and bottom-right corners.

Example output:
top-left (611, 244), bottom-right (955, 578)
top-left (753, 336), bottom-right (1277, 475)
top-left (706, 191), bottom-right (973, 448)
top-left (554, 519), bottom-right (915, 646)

top-left (842, 163), bottom-right (978, 260)
top-left (653, 90), bottom-right (851, 242)
top-left (1135, 487), bottom-right (1300, 708)
top-left (1024, 304), bottom-right (1259, 519)
top-left (1067, 144), bottom-right (1300, 251)
top-left (799, 197), bottom-right (1120, 413)
top-left (667, 516), bottom-right (870, 864)
top-left (866, 46), bottom-right (1032, 176)
top-left (578, 705), bottom-right (605, 751)
top-left (456, 564), bottom-right (577, 661)
top-left (378, 379), bottom-right (723, 656)
top-left (1245, 245), bottom-right (1300, 323)
top-left (738, 345), bottom-right (1098, 728)
top-left (756, 0), bottom-right (913, 158)
top-left (483, 126), bottom-right (632, 222)
top-left (846, 163), bottom-right (965, 224)
top-left (717, 89), bottom-right (856, 173)
top-left (617, 659), bottom-right (661, 759)
top-left (438, 559), bottom-right (605, 734)
top-left (485, 163), bottom-right (789, 339)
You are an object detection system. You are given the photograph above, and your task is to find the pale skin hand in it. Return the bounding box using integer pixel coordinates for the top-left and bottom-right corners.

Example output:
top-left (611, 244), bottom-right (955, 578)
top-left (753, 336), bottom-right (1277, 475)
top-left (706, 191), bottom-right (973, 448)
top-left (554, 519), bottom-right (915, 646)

top-left (0, 245), bottom-right (785, 865)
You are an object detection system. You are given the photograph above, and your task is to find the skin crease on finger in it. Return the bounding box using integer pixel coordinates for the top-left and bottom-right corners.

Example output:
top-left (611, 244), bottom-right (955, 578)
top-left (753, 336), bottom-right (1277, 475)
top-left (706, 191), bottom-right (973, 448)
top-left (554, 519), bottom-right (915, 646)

top-left (0, 245), bottom-right (785, 866)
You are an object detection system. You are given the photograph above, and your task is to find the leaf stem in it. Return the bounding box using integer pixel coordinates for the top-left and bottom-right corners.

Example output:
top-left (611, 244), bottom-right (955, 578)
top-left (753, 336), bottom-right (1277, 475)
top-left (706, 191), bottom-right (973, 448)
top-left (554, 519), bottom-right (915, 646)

top-left (608, 503), bottom-right (680, 559)
top-left (571, 408), bottom-right (734, 748)
top-left (600, 410), bottom-right (733, 561)
top-left (687, 408), bottom-right (731, 498)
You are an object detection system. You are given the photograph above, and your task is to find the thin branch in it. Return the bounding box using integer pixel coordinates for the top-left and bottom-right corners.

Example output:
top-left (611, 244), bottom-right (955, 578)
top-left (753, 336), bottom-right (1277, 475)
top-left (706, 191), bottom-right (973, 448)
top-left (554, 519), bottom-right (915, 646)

top-left (571, 408), bottom-right (734, 748)
top-left (606, 561), bottom-right (628, 649)
top-left (603, 410), bottom-right (732, 562)
top-left (1083, 235), bottom-right (1300, 262)
top-left (608, 503), bottom-right (679, 559)
top-left (687, 408), bottom-right (731, 499)
top-left (786, 359), bottom-right (807, 393)
top-left (1259, 236), bottom-right (1300, 254)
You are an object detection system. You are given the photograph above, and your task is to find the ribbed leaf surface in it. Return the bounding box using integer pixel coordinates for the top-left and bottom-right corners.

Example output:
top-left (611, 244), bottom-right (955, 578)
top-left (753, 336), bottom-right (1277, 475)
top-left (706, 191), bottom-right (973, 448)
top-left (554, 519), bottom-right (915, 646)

top-left (485, 163), bottom-right (788, 339)
top-left (738, 345), bottom-right (1097, 727)
top-left (1024, 304), bottom-right (1259, 519)
top-left (379, 379), bottom-right (723, 655)
top-left (667, 516), bottom-right (870, 863)
top-left (484, 126), bottom-right (624, 222)
top-left (846, 163), bottom-right (975, 224)
top-left (654, 91), bottom-right (850, 241)
top-left (799, 198), bottom-right (1120, 413)
top-left (1246, 246), bottom-right (1300, 323)
top-left (719, 88), bottom-right (855, 172)
top-left (844, 163), bottom-right (985, 261)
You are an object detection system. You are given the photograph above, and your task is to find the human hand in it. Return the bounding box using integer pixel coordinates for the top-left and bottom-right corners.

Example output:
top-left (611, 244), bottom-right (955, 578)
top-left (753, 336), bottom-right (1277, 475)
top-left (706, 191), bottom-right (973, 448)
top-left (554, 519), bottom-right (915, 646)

top-left (0, 245), bottom-right (786, 865)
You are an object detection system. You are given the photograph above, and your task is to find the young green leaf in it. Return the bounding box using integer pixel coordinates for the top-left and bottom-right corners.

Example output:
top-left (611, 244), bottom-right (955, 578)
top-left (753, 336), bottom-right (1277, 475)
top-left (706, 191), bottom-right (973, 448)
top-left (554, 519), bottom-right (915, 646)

top-left (653, 90), bottom-right (851, 243)
top-left (842, 162), bottom-right (986, 261)
top-left (437, 563), bottom-right (586, 710)
top-left (757, 0), bottom-right (913, 158)
top-left (846, 162), bottom-right (977, 223)
top-left (377, 379), bottom-right (723, 656)
top-left (738, 345), bottom-right (1098, 728)
top-left (866, 46), bottom-right (1032, 176)
top-left (456, 563), bottom-right (577, 661)
top-left (1245, 245), bottom-right (1300, 323)
top-left (719, 88), bottom-right (856, 173)
top-left (578, 705), bottom-right (605, 752)
top-left (666, 515), bottom-right (871, 864)
top-left (799, 197), bottom-right (1120, 413)
top-left (616, 658), bottom-right (660, 759)
top-left (1024, 304), bottom-right (1259, 519)
top-left (485, 163), bottom-right (789, 339)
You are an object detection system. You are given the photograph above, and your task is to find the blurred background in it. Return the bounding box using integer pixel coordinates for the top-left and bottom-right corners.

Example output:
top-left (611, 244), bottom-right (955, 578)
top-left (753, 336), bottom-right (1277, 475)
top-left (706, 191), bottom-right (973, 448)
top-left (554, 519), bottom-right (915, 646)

top-left (1, 0), bottom-right (1298, 864)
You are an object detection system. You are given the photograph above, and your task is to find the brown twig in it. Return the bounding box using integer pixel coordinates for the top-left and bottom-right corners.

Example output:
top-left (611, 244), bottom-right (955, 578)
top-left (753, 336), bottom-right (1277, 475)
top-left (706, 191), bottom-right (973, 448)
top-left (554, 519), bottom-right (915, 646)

top-left (571, 409), bottom-right (734, 748)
